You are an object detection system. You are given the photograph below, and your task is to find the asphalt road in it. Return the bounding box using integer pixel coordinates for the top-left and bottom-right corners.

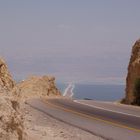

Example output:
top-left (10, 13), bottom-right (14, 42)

top-left (27, 98), bottom-right (140, 140)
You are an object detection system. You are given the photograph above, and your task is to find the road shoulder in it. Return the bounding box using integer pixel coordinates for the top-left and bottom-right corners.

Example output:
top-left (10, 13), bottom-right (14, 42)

top-left (21, 101), bottom-right (104, 140)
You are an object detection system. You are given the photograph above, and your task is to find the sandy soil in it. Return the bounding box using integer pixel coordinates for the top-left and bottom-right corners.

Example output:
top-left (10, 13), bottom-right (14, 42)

top-left (21, 102), bottom-right (104, 140)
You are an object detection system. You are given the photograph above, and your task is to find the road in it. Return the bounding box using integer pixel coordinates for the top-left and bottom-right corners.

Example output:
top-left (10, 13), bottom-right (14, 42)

top-left (27, 98), bottom-right (140, 140)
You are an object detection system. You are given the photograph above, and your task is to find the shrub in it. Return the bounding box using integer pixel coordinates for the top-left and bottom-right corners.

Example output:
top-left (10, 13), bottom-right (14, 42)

top-left (132, 78), bottom-right (140, 105)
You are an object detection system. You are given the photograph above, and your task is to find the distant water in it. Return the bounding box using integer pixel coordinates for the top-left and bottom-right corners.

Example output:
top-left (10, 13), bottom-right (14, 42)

top-left (57, 83), bottom-right (125, 101)
top-left (56, 83), bottom-right (67, 94)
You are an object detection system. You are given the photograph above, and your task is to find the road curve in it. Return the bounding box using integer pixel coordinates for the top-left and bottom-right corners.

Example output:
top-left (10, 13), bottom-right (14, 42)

top-left (27, 98), bottom-right (140, 140)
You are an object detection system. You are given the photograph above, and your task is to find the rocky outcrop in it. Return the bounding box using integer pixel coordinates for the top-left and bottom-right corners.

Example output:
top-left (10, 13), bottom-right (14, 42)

top-left (0, 57), bottom-right (61, 140)
top-left (0, 97), bottom-right (24, 140)
top-left (0, 58), bottom-right (25, 140)
top-left (0, 58), bottom-right (15, 91)
top-left (14, 76), bottom-right (61, 100)
top-left (125, 39), bottom-right (140, 104)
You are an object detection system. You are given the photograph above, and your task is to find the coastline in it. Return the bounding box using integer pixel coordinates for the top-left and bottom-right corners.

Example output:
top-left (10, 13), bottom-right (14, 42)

top-left (60, 83), bottom-right (124, 101)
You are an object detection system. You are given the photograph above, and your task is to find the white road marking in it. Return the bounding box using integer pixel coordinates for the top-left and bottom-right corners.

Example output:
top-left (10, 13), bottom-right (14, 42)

top-left (74, 100), bottom-right (140, 118)
top-left (63, 83), bottom-right (75, 97)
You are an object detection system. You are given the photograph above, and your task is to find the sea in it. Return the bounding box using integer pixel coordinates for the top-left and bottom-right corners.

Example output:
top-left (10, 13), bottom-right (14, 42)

top-left (56, 83), bottom-right (125, 101)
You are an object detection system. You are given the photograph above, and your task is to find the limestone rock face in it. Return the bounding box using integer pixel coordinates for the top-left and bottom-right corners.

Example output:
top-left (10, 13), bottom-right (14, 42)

top-left (0, 97), bottom-right (24, 140)
top-left (0, 58), bottom-right (24, 140)
top-left (15, 76), bottom-right (61, 100)
top-left (125, 39), bottom-right (140, 104)
top-left (0, 58), bottom-right (15, 91)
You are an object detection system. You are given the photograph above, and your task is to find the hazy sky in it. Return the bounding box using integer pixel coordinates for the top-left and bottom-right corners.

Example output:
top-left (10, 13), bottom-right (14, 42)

top-left (0, 0), bottom-right (140, 84)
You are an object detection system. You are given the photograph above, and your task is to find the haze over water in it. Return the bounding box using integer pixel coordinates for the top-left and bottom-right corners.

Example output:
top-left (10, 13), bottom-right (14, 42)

top-left (57, 83), bottom-right (125, 101)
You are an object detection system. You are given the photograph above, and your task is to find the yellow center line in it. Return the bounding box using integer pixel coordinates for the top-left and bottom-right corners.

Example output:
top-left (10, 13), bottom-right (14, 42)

top-left (44, 99), bottom-right (140, 133)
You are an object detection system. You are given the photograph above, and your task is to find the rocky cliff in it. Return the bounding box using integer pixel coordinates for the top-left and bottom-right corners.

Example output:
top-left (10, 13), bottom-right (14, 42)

top-left (0, 97), bottom-right (24, 140)
top-left (0, 58), bottom-right (24, 140)
top-left (14, 76), bottom-right (61, 100)
top-left (0, 57), bottom-right (61, 140)
top-left (125, 39), bottom-right (140, 104)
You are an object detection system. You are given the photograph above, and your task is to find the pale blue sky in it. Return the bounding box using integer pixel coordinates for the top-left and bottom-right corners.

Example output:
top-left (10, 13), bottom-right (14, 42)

top-left (0, 0), bottom-right (140, 84)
